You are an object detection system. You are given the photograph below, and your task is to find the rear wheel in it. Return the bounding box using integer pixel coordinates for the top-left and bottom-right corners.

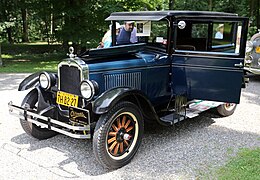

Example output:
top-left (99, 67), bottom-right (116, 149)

top-left (20, 89), bottom-right (57, 140)
top-left (216, 103), bottom-right (237, 117)
top-left (93, 101), bottom-right (144, 169)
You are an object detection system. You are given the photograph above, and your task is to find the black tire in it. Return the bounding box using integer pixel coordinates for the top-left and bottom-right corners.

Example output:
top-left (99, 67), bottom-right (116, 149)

top-left (93, 101), bottom-right (144, 169)
top-left (216, 103), bottom-right (237, 117)
top-left (20, 89), bottom-right (57, 140)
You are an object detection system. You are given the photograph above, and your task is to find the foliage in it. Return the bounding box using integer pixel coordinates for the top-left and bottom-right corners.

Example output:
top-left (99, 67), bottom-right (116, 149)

top-left (0, 0), bottom-right (259, 48)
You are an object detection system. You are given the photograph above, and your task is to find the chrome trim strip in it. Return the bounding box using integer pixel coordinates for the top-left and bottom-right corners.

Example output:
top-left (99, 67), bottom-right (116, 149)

top-left (90, 65), bottom-right (170, 75)
top-left (8, 101), bottom-right (91, 139)
top-left (172, 64), bottom-right (242, 72)
top-left (173, 52), bottom-right (244, 60)
top-left (172, 63), bottom-right (243, 71)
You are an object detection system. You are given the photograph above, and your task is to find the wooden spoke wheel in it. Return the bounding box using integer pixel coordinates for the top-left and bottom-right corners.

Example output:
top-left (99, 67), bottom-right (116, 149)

top-left (93, 101), bottom-right (144, 169)
top-left (217, 103), bottom-right (237, 117)
top-left (106, 112), bottom-right (137, 158)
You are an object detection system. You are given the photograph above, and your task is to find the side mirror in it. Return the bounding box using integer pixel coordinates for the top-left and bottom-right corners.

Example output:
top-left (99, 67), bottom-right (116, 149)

top-left (178, 21), bottom-right (186, 29)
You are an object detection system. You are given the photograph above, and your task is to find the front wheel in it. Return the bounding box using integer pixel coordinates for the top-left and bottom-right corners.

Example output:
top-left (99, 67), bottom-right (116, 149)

top-left (93, 101), bottom-right (144, 169)
top-left (216, 103), bottom-right (237, 117)
top-left (20, 89), bottom-right (57, 140)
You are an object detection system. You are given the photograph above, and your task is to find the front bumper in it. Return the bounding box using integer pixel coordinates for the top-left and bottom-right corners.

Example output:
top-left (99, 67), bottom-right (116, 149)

top-left (8, 101), bottom-right (91, 139)
top-left (244, 66), bottom-right (260, 75)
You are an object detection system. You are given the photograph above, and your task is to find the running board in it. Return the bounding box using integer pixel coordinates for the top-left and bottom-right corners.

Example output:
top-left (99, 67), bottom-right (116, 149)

top-left (8, 101), bottom-right (91, 139)
top-left (160, 113), bottom-right (185, 125)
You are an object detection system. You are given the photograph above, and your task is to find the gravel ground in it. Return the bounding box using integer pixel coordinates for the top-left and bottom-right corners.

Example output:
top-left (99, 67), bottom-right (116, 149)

top-left (0, 73), bottom-right (259, 180)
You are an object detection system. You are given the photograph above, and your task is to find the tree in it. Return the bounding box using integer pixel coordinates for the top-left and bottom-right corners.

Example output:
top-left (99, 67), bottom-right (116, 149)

top-left (169, 0), bottom-right (175, 10)
top-left (20, 0), bottom-right (29, 42)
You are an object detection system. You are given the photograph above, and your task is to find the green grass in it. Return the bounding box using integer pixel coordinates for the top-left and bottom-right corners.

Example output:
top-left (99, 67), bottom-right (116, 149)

top-left (0, 43), bottom-right (66, 73)
top-left (1, 43), bottom-right (63, 55)
top-left (0, 53), bottom-right (65, 73)
top-left (216, 148), bottom-right (260, 180)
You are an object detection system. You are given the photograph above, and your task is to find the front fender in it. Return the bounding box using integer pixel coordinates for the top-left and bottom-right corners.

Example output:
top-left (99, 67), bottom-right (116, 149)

top-left (18, 72), bottom-right (57, 91)
top-left (18, 72), bottom-right (42, 91)
top-left (92, 87), bottom-right (154, 115)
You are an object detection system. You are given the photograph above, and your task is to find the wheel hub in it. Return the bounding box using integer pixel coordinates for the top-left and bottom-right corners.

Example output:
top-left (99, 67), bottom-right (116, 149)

top-left (116, 129), bottom-right (126, 142)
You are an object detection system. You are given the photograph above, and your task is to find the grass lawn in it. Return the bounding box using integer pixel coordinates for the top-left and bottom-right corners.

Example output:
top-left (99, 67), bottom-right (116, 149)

top-left (216, 148), bottom-right (260, 180)
top-left (0, 53), bottom-right (65, 73)
top-left (0, 43), bottom-right (66, 73)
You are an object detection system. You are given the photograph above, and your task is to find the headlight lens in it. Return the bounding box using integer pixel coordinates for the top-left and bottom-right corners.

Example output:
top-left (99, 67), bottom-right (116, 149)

top-left (80, 80), bottom-right (95, 100)
top-left (39, 72), bottom-right (51, 90)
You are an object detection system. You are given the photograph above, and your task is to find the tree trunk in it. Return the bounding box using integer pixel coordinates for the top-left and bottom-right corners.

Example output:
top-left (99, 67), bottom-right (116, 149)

top-left (208, 0), bottom-right (213, 11)
top-left (21, 7), bottom-right (29, 42)
top-left (257, 0), bottom-right (260, 30)
top-left (0, 43), bottom-right (2, 66)
top-left (169, 0), bottom-right (175, 10)
top-left (6, 28), bottom-right (13, 44)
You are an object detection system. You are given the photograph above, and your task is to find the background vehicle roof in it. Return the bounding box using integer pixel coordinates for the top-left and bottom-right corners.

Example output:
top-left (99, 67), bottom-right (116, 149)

top-left (105, 11), bottom-right (238, 21)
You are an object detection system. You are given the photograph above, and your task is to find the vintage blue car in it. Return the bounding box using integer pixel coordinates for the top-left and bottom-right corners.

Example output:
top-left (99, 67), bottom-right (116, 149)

top-left (8, 11), bottom-right (248, 169)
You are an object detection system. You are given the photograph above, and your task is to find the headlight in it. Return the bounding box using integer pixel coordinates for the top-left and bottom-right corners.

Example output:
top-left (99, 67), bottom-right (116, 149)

top-left (246, 41), bottom-right (253, 53)
top-left (80, 80), bottom-right (95, 100)
top-left (39, 72), bottom-right (51, 90)
top-left (39, 72), bottom-right (55, 90)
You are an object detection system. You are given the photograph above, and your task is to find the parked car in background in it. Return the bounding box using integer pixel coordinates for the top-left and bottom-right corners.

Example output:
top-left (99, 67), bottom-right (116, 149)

top-left (244, 30), bottom-right (260, 74)
top-left (8, 11), bottom-right (249, 169)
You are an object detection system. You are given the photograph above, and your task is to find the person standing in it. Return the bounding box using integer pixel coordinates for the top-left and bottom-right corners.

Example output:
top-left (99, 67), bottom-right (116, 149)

top-left (117, 21), bottom-right (137, 45)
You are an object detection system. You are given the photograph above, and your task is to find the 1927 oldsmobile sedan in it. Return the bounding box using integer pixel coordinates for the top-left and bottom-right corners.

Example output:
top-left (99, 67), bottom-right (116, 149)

top-left (8, 11), bottom-right (248, 169)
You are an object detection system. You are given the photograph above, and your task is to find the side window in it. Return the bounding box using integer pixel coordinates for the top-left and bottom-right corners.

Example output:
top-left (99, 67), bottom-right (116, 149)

top-left (148, 21), bottom-right (168, 43)
top-left (192, 23), bottom-right (208, 38)
top-left (212, 22), bottom-right (242, 53)
top-left (176, 22), bottom-right (209, 51)
top-left (176, 20), bottom-right (242, 55)
top-left (212, 22), bottom-right (233, 46)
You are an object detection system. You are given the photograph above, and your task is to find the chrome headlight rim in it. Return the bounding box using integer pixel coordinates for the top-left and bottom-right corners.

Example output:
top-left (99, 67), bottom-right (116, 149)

top-left (246, 41), bottom-right (253, 53)
top-left (39, 72), bottom-right (51, 90)
top-left (80, 80), bottom-right (95, 100)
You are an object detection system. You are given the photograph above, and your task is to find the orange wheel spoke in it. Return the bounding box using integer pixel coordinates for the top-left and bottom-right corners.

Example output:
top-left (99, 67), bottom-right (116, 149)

top-left (126, 126), bottom-right (134, 132)
top-left (122, 115), bottom-right (126, 127)
top-left (117, 118), bottom-right (121, 129)
top-left (113, 143), bottom-right (120, 155)
top-left (109, 132), bottom-right (117, 136)
top-left (124, 120), bottom-right (131, 129)
top-left (109, 141), bottom-right (118, 152)
top-left (107, 137), bottom-right (116, 144)
top-left (112, 124), bottom-right (118, 132)
top-left (119, 142), bottom-right (124, 153)
top-left (123, 140), bottom-right (129, 147)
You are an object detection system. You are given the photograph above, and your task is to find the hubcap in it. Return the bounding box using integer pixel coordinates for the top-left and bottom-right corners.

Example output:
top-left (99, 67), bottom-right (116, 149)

top-left (224, 103), bottom-right (235, 111)
top-left (107, 113), bottom-right (137, 158)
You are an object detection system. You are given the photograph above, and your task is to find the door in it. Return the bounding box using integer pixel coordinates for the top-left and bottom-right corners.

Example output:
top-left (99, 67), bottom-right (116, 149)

top-left (171, 18), bottom-right (248, 104)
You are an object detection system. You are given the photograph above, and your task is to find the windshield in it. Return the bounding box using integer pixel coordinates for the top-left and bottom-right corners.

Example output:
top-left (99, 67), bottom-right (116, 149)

top-left (99, 20), bottom-right (169, 49)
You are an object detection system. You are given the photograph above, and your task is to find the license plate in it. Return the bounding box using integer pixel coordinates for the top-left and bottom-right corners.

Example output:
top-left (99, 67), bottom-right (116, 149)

top-left (56, 91), bottom-right (79, 107)
top-left (256, 46), bottom-right (260, 53)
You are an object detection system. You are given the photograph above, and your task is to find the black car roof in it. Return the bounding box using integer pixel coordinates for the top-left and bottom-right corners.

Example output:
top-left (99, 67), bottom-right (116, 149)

top-left (105, 11), bottom-right (238, 21)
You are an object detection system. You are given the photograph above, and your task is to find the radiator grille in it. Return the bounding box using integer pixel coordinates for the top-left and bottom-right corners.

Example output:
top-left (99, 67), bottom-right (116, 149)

top-left (59, 64), bottom-right (81, 95)
top-left (104, 72), bottom-right (141, 90)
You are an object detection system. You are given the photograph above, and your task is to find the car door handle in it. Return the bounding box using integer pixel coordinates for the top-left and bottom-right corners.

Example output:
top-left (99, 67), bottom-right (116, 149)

top-left (234, 62), bottom-right (243, 68)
